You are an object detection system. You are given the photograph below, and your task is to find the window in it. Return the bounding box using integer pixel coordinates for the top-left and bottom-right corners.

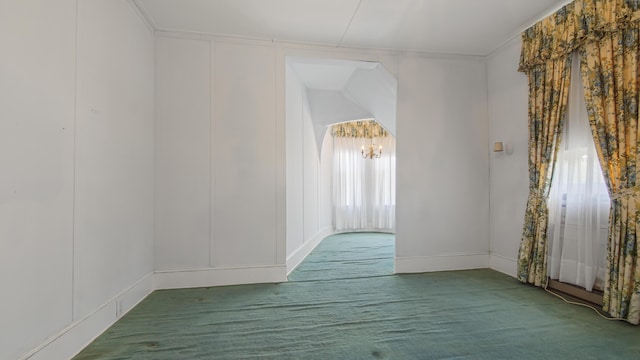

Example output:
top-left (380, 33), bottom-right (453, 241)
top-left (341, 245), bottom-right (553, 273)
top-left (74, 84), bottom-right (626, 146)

top-left (547, 53), bottom-right (610, 292)
top-left (332, 121), bottom-right (395, 231)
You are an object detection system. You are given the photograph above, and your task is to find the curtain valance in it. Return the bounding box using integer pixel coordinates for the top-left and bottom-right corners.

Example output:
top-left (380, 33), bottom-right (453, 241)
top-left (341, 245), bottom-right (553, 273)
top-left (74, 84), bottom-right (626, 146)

top-left (331, 120), bottom-right (389, 139)
top-left (519, 0), bottom-right (640, 72)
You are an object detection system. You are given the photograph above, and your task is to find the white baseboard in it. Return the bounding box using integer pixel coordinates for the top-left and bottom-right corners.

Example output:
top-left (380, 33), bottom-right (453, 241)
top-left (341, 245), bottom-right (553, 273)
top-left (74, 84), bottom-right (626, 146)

top-left (23, 273), bottom-right (154, 360)
top-left (395, 253), bottom-right (490, 274)
top-left (286, 226), bottom-right (333, 275)
top-left (154, 264), bottom-right (287, 290)
top-left (490, 254), bottom-right (517, 278)
top-left (23, 264), bottom-right (287, 359)
top-left (332, 229), bottom-right (395, 234)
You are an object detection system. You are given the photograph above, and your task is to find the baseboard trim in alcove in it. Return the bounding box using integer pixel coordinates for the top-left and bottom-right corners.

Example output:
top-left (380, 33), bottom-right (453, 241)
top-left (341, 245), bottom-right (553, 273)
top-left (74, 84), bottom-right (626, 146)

top-left (286, 226), bottom-right (334, 275)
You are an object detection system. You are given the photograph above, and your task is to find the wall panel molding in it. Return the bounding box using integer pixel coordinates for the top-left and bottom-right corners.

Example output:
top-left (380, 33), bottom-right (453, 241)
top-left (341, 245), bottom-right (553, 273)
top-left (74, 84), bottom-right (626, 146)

top-left (154, 265), bottom-right (287, 290)
top-left (489, 254), bottom-right (517, 278)
top-left (395, 253), bottom-right (490, 274)
top-left (286, 226), bottom-right (333, 275)
top-left (23, 273), bottom-right (153, 360)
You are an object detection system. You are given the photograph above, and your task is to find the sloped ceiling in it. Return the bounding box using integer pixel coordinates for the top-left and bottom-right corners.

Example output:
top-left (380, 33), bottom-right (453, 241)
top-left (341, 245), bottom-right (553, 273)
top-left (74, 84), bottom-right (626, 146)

top-left (289, 58), bottom-right (397, 153)
top-left (135, 0), bottom-right (570, 56)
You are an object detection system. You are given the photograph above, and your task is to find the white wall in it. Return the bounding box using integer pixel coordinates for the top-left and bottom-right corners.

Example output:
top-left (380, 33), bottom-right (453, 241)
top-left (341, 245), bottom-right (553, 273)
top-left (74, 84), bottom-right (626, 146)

top-left (285, 65), bottom-right (306, 259)
top-left (156, 37), bottom-right (492, 280)
top-left (74, 0), bottom-right (155, 321)
top-left (284, 64), bottom-right (333, 273)
top-left (487, 37), bottom-right (530, 277)
top-left (0, 2), bottom-right (527, 358)
top-left (395, 56), bottom-right (490, 273)
top-left (213, 42), bottom-right (279, 267)
top-left (154, 37), bottom-right (287, 287)
top-left (0, 1), bottom-right (155, 359)
top-left (0, 1), bottom-right (76, 358)
top-left (155, 37), bottom-right (211, 270)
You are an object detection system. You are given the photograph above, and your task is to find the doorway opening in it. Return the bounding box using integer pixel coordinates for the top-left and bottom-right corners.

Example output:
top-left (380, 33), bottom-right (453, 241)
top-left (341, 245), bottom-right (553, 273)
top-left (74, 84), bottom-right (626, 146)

top-left (284, 57), bottom-right (398, 276)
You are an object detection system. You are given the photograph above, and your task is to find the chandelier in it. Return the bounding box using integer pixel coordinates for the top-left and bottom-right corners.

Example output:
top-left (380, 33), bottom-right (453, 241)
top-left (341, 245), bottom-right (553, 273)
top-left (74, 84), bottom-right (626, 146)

top-left (332, 119), bottom-right (388, 160)
top-left (362, 141), bottom-right (382, 159)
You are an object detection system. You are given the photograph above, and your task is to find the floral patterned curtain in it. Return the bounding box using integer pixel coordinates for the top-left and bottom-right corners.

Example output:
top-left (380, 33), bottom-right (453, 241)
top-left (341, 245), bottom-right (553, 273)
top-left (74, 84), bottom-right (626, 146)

top-left (331, 120), bottom-right (389, 139)
top-left (519, 0), bottom-right (640, 324)
top-left (580, 27), bottom-right (640, 324)
top-left (517, 57), bottom-right (572, 287)
top-left (519, 0), bottom-right (640, 72)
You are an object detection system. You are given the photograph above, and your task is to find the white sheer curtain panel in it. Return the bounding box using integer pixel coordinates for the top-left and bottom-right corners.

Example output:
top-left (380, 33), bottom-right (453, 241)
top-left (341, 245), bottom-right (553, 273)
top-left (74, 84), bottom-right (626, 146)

top-left (547, 53), bottom-right (610, 292)
top-left (370, 135), bottom-right (396, 229)
top-left (333, 136), bottom-right (366, 230)
top-left (333, 134), bottom-right (395, 231)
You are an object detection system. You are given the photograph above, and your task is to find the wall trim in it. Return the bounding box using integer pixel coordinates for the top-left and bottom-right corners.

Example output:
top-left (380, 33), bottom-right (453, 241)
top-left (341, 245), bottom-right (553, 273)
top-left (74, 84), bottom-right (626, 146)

top-left (154, 264), bottom-right (287, 290)
top-left (24, 264), bottom-right (287, 359)
top-left (154, 31), bottom-right (486, 61)
top-left (286, 226), bottom-right (333, 275)
top-left (127, 0), bottom-right (156, 32)
top-left (395, 253), bottom-right (490, 274)
top-left (490, 254), bottom-right (517, 278)
top-left (23, 253), bottom-right (515, 359)
top-left (22, 272), bottom-right (154, 360)
top-left (332, 229), bottom-right (395, 235)
top-left (486, 0), bottom-right (572, 59)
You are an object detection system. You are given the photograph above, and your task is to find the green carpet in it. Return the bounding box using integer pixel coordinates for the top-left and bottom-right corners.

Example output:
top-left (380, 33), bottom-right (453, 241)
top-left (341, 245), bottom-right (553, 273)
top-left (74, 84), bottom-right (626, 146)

top-left (74, 233), bottom-right (639, 359)
top-left (288, 232), bottom-right (394, 282)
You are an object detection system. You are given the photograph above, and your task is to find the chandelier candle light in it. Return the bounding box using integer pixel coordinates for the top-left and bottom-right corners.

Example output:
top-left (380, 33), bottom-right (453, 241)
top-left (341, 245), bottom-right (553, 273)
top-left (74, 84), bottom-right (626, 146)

top-left (362, 142), bottom-right (382, 159)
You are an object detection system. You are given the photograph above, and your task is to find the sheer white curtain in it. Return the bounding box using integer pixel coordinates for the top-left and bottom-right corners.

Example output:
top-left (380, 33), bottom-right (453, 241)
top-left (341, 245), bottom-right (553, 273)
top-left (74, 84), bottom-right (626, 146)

top-left (547, 53), bottom-right (610, 291)
top-left (333, 134), bottom-right (395, 231)
top-left (370, 135), bottom-right (396, 229)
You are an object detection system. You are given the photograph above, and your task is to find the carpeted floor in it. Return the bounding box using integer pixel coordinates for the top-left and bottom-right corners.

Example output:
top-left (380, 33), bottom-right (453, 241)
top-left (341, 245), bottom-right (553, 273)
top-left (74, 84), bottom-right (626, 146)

top-left (74, 233), bottom-right (639, 359)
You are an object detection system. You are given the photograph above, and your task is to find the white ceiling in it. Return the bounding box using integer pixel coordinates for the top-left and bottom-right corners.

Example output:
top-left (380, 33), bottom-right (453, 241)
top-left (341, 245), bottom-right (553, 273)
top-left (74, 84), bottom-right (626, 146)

top-left (135, 0), bottom-right (570, 55)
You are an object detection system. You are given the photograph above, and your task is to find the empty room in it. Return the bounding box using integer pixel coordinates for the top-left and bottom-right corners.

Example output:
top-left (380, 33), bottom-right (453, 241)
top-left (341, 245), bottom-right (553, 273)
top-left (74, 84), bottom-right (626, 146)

top-left (2, 0), bottom-right (639, 359)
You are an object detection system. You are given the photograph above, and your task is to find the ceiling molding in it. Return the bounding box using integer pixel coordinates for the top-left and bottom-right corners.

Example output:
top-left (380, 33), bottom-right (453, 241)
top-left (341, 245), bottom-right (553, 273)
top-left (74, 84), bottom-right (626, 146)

top-left (488, 0), bottom-right (573, 58)
top-left (155, 30), bottom-right (487, 62)
top-left (129, 0), bottom-right (157, 32)
top-left (141, 1), bottom-right (568, 60)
